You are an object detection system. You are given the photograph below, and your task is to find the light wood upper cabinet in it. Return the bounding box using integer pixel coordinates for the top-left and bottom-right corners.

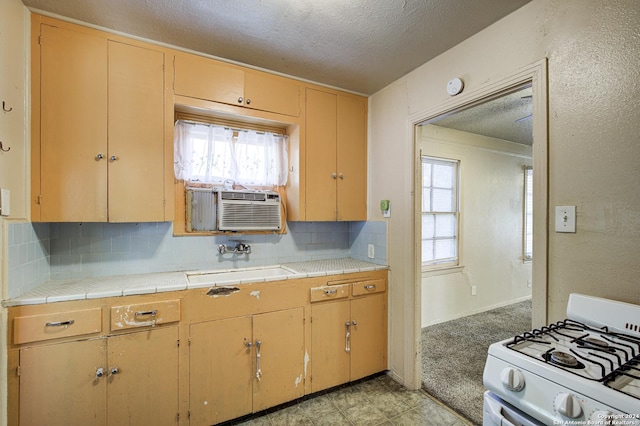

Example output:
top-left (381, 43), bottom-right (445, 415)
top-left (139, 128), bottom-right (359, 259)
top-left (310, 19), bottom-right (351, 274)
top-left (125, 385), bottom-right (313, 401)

top-left (31, 18), bottom-right (168, 222)
top-left (303, 88), bottom-right (367, 221)
top-left (336, 94), bottom-right (367, 221)
top-left (108, 41), bottom-right (166, 222)
top-left (38, 23), bottom-right (108, 221)
top-left (173, 53), bottom-right (301, 117)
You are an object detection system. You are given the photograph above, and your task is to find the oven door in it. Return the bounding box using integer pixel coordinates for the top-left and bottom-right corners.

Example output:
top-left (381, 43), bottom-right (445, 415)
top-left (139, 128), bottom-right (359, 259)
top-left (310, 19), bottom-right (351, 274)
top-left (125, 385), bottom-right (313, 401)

top-left (483, 391), bottom-right (544, 426)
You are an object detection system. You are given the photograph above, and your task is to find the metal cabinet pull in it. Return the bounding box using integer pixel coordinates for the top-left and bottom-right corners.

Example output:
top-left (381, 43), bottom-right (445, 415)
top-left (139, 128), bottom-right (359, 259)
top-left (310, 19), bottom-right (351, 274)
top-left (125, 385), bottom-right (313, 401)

top-left (345, 322), bottom-right (351, 353)
top-left (109, 155), bottom-right (118, 161)
top-left (255, 340), bottom-right (262, 381)
top-left (134, 310), bottom-right (157, 327)
top-left (96, 153), bottom-right (104, 160)
top-left (246, 98), bottom-right (251, 105)
top-left (110, 367), bottom-right (120, 375)
top-left (45, 319), bottom-right (74, 327)
top-left (338, 173), bottom-right (344, 180)
top-left (364, 284), bottom-right (376, 290)
top-left (332, 172), bottom-right (337, 179)
top-left (95, 367), bottom-right (105, 378)
top-left (324, 289), bottom-right (338, 296)
top-left (238, 97), bottom-right (244, 104)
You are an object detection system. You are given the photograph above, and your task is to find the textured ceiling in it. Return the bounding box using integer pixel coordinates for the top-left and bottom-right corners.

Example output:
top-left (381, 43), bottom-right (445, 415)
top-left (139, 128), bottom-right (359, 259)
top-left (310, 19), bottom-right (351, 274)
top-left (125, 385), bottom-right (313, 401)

top-left (22, 0), bottom-right (531, 95)
top-left (430, 86), bottom-right (533, 145)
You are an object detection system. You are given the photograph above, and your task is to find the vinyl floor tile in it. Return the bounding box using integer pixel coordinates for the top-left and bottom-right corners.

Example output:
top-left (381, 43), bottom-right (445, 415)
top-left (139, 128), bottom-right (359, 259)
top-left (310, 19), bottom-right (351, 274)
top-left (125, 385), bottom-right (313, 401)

top-left (228, 374), bottom-right (471, 426)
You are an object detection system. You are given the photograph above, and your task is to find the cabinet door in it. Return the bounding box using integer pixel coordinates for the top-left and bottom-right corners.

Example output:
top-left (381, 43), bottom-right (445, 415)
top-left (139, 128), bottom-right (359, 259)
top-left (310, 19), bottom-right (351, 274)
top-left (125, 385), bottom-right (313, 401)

top-left (19, 338), bottom-right (107, 426)
top-left (305, 88), bottom-right (337, 221)
top-left (39, 24), bottom-right (108, 221)
top-left (189, 317), bottom-right (253, 425)
top-left (244, 71), bottom-right (300, 117)
top-left (252, 307), bottom-right (305, 411)
top-left (174, 53), bottom-right (244, 106)
top-left (336, 94), bottom-right (367, 221)
top-left (107, 327), bottom-right (179, 426)
top-left (350, 293), bottom-right (388, 381)
top-left (310, 300), bottom-right (350, 392)
top-left (108, 41), bottom-right (166, 222)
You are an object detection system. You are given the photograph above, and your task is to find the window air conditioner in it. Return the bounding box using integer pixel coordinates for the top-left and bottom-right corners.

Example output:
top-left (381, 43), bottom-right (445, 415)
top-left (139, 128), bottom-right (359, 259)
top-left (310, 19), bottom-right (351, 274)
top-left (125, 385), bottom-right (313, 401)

top-left (218, 190), bottom-right (282, 231)
top-left (186, 188), bottom-right (217, 232)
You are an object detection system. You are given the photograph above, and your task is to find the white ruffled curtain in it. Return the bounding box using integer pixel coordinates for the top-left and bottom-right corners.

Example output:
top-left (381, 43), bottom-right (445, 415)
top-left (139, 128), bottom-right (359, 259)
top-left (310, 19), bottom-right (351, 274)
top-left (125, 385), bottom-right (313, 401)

top-left (174, 120), bottom-right (288, 186)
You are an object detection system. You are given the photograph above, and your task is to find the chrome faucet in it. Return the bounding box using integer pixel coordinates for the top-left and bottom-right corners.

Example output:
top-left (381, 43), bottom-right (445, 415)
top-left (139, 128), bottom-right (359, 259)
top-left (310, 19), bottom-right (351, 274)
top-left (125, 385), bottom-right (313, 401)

top-left (218, 242), bottom-right (251, 255)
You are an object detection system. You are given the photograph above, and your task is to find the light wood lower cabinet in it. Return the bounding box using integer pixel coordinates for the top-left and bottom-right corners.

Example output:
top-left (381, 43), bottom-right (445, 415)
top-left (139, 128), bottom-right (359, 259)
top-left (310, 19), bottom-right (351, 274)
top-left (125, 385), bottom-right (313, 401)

top-left (10, 271), bottom-right (387, 426)
top-left (310, 292), bottom-right (387, 393)
top-left (189, 308), bottom-right (305, 425)
top-left (19, 338), bottom-right (107, 426)
top-left (18, 327), bottom-right (179, 426)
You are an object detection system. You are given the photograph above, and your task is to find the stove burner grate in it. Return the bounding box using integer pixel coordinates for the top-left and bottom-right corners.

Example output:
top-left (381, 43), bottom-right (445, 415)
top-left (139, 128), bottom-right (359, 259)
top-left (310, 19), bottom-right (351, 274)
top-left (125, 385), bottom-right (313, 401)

top-left (542, 349), bottom-right (586, 369)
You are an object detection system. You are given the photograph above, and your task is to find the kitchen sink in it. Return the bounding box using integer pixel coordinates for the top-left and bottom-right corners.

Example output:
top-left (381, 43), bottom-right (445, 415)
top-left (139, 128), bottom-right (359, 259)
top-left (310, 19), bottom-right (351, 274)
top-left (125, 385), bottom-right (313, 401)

top-left (186, 265), bottom-right (297, 286)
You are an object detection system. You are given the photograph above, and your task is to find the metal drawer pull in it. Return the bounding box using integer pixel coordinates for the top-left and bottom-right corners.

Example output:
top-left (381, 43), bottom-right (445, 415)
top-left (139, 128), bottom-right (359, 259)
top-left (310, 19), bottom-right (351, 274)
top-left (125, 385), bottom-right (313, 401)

top-left (364, 285), bottom-right (376, 290)
top-left (345, 322), bottom-right (351, 353)
top-left (255, 340), bottom-right (262, 381)
top-left (45, 319), bottom-right (74, 327)
top-left (324, 289), bottom-right (338, 296)
top-left (134, 310), bottom-right (157, 317)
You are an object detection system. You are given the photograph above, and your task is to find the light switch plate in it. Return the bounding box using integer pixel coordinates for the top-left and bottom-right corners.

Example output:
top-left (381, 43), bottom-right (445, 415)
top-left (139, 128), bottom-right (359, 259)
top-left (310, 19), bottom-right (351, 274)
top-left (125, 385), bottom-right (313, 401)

top-left (555, 205), bottom-right (576, 233)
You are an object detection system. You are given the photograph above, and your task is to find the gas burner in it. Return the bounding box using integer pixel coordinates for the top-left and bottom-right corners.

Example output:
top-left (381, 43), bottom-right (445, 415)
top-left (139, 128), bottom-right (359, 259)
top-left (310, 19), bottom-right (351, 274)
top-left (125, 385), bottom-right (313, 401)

top-left (542, 350), bottom-right (586, 369)
top-left (577, 337), bottom-right (614, 352)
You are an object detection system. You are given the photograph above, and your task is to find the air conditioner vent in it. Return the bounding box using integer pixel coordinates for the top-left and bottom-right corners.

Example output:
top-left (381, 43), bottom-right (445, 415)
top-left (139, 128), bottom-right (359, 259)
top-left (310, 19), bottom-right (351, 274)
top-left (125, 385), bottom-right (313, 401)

top-left (218, 190), bottom-right (281, 231)
top-left (186, 188), bottom-right (216, 232)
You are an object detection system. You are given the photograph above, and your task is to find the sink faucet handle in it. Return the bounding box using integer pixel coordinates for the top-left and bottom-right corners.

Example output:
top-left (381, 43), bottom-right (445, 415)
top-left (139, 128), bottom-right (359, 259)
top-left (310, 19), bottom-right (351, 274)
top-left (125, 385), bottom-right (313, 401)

top-left (217, 244), bottom-right (227, 254)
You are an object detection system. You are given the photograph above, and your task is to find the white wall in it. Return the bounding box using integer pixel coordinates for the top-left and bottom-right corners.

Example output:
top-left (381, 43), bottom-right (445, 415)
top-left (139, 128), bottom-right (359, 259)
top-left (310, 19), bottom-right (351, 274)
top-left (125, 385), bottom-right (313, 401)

top-left (420, 125), bottom-right (532, 327)
top-left (0, 0), bottom-right (29, 422)
top-left (369, 0), bottom-right (640, 388)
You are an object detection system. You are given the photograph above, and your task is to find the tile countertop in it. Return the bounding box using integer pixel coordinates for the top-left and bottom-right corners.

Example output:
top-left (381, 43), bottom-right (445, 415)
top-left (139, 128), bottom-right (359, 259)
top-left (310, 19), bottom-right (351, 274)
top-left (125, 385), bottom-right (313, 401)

top-left (3, 258), bottom-right (388, 307)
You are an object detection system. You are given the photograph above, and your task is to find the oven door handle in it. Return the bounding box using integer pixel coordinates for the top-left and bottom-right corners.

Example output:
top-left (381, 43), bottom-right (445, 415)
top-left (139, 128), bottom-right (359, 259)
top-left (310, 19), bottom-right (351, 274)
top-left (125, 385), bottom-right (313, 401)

top-left (484, 393), bottom-right (516, 426)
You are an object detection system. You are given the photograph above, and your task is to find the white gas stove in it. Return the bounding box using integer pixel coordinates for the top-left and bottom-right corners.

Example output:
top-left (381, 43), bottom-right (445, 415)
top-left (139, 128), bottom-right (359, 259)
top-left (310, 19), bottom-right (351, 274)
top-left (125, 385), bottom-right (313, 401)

top-left (483, 294), bottom-right (640, 426)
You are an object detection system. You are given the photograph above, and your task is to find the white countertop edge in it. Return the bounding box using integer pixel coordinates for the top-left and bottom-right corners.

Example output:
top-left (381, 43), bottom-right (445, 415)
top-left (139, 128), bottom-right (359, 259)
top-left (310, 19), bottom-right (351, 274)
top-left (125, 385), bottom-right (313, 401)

top-left (47, 293), bottom-right (88, 303)
top-left (86, 289), bottom-right (124, 300)
top-left (4, 259), bottom-right (389, 307)
top-left (122, 287), bottom-right (158, 297)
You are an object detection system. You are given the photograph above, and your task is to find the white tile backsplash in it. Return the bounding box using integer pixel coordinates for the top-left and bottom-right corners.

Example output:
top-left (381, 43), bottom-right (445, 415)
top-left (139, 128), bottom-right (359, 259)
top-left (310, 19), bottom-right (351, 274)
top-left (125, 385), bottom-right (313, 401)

top-left (6, 220), bottom-right (386, 298)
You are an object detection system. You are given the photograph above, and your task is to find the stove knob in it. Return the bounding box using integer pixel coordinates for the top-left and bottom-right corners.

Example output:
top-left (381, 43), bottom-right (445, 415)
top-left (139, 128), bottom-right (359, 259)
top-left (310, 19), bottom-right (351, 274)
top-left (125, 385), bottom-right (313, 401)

top-left (555, 393), bottom-right (583, 419)
top-left (590, 410), bottom-right (613, 425)
top-left (499, 367), bottom-right (525, 392)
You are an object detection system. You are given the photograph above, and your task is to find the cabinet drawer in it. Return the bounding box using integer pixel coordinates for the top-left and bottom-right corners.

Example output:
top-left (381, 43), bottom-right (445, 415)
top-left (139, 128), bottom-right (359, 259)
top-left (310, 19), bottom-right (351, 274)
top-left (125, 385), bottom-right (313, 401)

top-left (352, 279), bottom-right (386, 296)
top-left (111, 299), bottom-right (181, 330)
top-left (310, 284), bottom-right (349, 302)
top-left (13, 308), bottom-right (102, 344)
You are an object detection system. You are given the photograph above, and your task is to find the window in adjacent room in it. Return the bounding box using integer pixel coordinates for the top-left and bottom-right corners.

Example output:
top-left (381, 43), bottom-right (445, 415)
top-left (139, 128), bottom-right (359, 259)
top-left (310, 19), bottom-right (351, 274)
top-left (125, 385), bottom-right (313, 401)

top-left (523, 166), bottom-right (533, 261)
top-left (421, 156), bottom-right (459, 267)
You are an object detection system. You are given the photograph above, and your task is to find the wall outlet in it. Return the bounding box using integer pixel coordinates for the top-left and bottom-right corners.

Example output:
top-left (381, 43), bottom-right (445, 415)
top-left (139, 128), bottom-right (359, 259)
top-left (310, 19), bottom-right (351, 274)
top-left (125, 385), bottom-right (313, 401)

top-left (471, 285), bottom-right (477, 296)
top-left (367, 244), bottom-right (375, 259)
top-left (0, 188), bottom-right (10, 216)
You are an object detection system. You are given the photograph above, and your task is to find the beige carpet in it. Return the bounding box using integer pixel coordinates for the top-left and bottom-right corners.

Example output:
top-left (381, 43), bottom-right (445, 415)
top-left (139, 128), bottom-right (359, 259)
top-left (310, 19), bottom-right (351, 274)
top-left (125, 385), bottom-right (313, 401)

top-left (421, 300), bottom-right (532, 425)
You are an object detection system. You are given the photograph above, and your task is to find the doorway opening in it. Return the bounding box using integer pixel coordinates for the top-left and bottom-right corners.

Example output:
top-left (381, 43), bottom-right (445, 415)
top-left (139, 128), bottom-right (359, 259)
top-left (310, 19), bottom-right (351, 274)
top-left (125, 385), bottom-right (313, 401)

top-left (410, 60), bottom-right (548, 425)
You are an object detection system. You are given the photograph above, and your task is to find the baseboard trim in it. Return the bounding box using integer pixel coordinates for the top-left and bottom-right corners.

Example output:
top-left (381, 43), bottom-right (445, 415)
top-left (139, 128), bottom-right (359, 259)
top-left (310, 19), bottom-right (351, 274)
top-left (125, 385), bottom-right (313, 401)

top-left (423, 295), bottom-right (531, 328)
